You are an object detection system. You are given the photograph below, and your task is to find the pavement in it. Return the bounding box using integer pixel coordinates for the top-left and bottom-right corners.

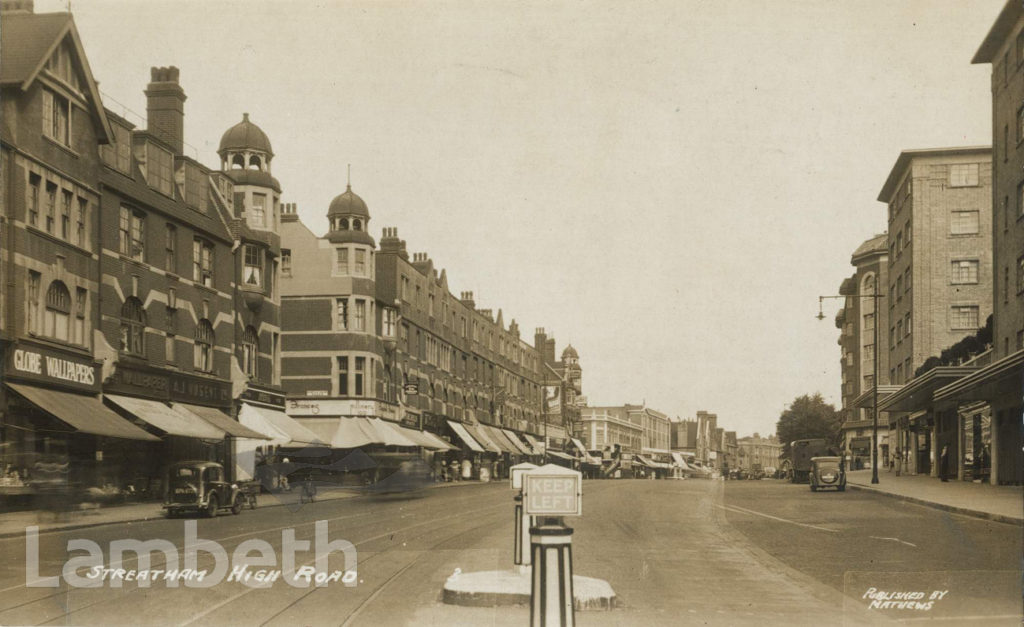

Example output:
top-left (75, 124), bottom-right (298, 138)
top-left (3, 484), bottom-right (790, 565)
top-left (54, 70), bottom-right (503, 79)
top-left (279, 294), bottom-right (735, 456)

top-left (845, 468), bottom-right (1023, 524)
top-left (0, 478), bottom-right (479, 539)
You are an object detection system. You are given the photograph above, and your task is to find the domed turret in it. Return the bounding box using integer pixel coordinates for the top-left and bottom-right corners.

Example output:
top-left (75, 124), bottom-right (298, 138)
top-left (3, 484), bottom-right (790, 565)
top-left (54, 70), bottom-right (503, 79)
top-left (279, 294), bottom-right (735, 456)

top-left (326, 183), bottom-right (375, 246)
top-left (218, 113), bottom-right (274, 174)
top-left (562, 344), bottom-right (579, 360)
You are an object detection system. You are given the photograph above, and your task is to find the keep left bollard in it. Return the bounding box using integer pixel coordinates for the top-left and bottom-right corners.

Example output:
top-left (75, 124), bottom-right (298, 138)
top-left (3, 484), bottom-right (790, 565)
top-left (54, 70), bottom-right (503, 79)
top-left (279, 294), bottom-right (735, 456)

top-left (530, 518), bottom-right (574, 627)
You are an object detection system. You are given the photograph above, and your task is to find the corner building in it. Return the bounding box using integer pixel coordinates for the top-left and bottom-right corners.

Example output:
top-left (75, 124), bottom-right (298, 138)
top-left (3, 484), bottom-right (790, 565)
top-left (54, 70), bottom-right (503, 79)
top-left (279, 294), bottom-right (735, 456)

top-left (279, 191), bottom-right (547, 463)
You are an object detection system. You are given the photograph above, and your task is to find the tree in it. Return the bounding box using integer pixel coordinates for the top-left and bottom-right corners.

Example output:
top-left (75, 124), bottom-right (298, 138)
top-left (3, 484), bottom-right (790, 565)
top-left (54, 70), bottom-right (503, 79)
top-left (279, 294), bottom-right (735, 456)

top-left (775, 393), bottom-right (841, 458)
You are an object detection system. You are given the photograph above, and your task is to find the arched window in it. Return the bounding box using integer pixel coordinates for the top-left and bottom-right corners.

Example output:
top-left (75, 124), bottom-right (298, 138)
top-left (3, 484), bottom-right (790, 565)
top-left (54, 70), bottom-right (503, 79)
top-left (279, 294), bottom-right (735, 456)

top-left (352, 219), bottom-right (361, 231)
top-left (231, 154), bottom-right (245, 169)
top-left (119, 296), bottom-right (146, 355)
top-left (340, 218), bottom-right (349, 230)
top-left (242, 326), bottom-right (259, 377)
top-left (248, 155), bottom-right (261, 170)
top-left (194, 319), bottom-right (215, 372)
top-left (44, 281), bottom-right (71, 341)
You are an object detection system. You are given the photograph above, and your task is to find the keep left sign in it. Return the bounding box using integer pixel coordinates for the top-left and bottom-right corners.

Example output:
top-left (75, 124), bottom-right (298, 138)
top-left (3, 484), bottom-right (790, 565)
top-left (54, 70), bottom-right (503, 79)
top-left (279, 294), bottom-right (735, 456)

top-left (523, 465), bottom-right (582, 516)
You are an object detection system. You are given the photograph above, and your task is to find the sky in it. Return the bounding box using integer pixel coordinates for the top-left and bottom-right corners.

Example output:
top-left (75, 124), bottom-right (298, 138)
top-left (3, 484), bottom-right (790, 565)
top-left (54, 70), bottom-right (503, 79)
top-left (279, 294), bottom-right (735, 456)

top-left (39, 0), bottom-right (1003, 438)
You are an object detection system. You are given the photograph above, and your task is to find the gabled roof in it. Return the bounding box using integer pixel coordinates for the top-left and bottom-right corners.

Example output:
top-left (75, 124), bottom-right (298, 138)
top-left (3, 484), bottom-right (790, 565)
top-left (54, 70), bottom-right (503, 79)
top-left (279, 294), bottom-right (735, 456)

top-left (0, 11), bottom-right (112, 143)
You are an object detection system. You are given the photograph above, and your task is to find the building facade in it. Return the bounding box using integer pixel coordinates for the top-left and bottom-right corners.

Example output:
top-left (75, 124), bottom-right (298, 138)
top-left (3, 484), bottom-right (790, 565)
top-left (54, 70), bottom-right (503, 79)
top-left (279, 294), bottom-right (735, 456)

top-left (737, 434), bottom-right (782, 473)
top-left (278, 195), bottom-right (547, 450)
top-left (670, 418), bottom-right (697, 454)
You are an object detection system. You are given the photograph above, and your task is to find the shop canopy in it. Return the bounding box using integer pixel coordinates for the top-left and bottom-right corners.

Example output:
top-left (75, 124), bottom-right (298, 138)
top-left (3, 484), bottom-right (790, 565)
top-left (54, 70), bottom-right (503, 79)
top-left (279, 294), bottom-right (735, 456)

top-left (171, 403), bottom-right (270, 439)
top-left (7, 383), bottom-right (158, 441)
top-left (501, 429), bottom-right (533, 455)
top-left (400, 427), bottom-right (456, 450)
top-left (635, 455), bottom-right (670, 469)
top-left (239, 403), bottom-right (322, 447)
top-left (446, 420), bottom-right (486, 453)
top-left (294, 416), bottom-right (418, 449)
top-left (483, 425), bottom-right (521, 454)
top-left (522, 433), bottom-right (545, 455)
top-left (670, 452), bottom-right (692, 470)
top-left (546, 450), bottom-right (576, 461)
top-left (106, 394), bottom-right (224, 440)
top-left (569, 437), bottom-right (601, 464)
top-left (465, 424), bottom-right (503, 454)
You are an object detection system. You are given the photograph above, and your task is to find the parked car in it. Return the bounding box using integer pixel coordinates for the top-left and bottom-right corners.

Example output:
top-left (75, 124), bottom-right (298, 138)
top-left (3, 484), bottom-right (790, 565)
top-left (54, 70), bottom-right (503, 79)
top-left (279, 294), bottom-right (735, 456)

top-left (809, 456), bottom-right (846, 492)
top-left (164, 461), bottom-right (243, 517)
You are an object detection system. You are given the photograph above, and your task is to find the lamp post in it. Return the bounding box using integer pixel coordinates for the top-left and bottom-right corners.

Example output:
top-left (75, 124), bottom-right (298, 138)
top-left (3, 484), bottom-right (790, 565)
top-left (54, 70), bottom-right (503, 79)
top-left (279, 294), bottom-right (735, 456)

top-left (818, 291), bottom-right (884, 485)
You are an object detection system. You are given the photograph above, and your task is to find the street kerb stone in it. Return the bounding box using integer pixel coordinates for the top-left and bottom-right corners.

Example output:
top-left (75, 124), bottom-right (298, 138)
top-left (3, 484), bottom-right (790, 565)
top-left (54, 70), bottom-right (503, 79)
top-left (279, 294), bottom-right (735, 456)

top-left (441, 568), bottom-right (616, 610)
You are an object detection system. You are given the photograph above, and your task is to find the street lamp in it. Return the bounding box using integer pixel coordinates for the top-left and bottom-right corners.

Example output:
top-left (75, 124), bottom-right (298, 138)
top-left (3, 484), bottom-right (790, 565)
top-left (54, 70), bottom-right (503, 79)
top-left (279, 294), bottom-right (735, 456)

top-left (817, 291), bottom-right (884, 485)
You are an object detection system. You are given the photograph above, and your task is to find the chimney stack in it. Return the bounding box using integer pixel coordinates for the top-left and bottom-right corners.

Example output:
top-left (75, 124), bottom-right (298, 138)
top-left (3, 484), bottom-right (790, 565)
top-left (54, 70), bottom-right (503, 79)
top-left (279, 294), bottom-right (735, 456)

top-left (145, 66), bottom-right (186, 154)
top-left (0, 0), bottom-right (34, 14)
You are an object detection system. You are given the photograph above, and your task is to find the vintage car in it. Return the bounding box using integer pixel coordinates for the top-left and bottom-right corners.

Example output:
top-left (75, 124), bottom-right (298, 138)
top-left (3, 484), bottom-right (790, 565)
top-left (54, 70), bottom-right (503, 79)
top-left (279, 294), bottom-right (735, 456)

top-left (809, 456), bottom-right (846, 492)
top-left (164, 461), bottom-right (243, 517)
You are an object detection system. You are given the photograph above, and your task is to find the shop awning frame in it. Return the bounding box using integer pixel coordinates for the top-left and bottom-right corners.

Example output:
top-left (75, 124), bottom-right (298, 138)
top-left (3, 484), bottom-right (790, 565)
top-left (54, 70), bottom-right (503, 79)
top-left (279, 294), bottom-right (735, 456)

top-left (446, 420), bottom-right (486, 453)
top-left (501, 428), bottom-right (533, 455)
top-left (171, 403), bottom-right (270, 439)
top-left (6, 383), bottom-right (159, 441)
top-left (465, 424), bottom-right (503, 454)
top-left (106, 394), bottom-right (224, 440)
top-left (241, 404), bottom-right (323, 447)
top-left (877, 367), bottom-right (978, 413)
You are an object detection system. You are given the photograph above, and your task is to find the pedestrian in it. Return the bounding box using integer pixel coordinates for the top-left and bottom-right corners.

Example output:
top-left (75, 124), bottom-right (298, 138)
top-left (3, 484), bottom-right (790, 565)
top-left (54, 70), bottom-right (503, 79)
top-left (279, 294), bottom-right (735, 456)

top-left (940, 445), bottom-right (949, 482)
top-left (895, 448), bottom-right (902, 476)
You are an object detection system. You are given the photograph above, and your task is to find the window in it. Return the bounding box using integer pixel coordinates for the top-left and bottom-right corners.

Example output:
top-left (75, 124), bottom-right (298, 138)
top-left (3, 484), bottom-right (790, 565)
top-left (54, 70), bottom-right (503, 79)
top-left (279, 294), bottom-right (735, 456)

top-left (45, 182), bottom-right (56, 233)
top-left (335, 248), bottom-right (348, 275)
top-left (42, 89), bottom-right (70, 146)
top-left (337, 356), bottom-right (349, 395)
top-left (904, 313), bottom-right (912, 337)
top-left (336, 298), bottom-right (348, 330)
top-left (183, 162), bottom-right (208, 212)
top-left (863, 313), bottom-right (874, 331)
top-left (193, 238), bottom-right (213, 287)
top-left (74, 287), bottom-right (87, 346)
top-left (100, 122), bottom-right (132, 174)
top-left (119, 206), bottom-right (145, 260)
top-left (44, 281), bottom-right (71, 341)
top-left (428, 294), bottom-right (435, 317)
top-left (354, 357), bottom-right (365, 396)
top-left (1017, 255), bottom-right (1024, 294)
top-left (896, 320), bottom-right (903, 343)
top-left (120, 297), bottom-right (146, 356)
top-left (896, 275), bottom-right (903, 300)
top-left (165, 224), bottom-right (177, 273)
top-left (383, 308), bottom-right (396, 337)
top-left (951, 260), bottom-right (979, 284)
top-left (400, 275), bottom-right (409, 300)
top-left (60, 191), bottom-right (71, 239)
top-left (146, 142), bottom-right (173, 196)
top-left (905, 220), bottom-right (912, 243)
top-left (76, 197), bottom-right (87, 247)
top-left (904, 268), bottom-right (911, 292)
top-left (243, 244), bottom-right (263, 287)
top-left (951, 305), bottom-right (980, 330)
top-left (354, 249), bottom-right (366, 276)
top-left (27, 271), bottom-right (41, 334)
top-left (949, 163), bottom-right (979, 187)
top-left (242, 326), bottom-right (259, 378)
top-left (353, 299), bottom-right (366, 331)
top-left (28, 174), bottom-right (40, 227)
top-left (281, 249), bottom-right (292, 276)
top-left (950, 210), bottom-right (979, 235)
top-left (401, 323), bottom-right (409, 351)
top-left (166, 333), bottom-right (176, 365)
top-left (251, 193), bottom-right (266, 227)
top-left (1004, 125), bottom-right (1010, 162)
top-left (193, 319), bottom-right (215, 372)
top-left (1017, 106), bottom-right (1024, 144)
top-left (896, 231), bottom-right (903, 255)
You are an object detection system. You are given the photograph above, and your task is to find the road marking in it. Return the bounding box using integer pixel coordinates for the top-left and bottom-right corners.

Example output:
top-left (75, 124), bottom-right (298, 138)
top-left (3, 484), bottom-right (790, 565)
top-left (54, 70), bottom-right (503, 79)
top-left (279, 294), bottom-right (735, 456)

top-left (869, 536), bottom-right (917, 547)
top-left (716, 503), bottom-right (839, 533)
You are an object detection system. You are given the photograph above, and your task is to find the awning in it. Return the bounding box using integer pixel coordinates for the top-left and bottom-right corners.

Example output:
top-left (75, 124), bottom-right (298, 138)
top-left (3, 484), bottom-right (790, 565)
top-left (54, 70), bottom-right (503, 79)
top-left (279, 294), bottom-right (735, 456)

top-left (569, 437), bottom-right (601, 464)
top-left (878, 366), bottom-right (978, 413)
top-left (483, 425), bottom-right (520, 454)
top-left (6, 383), bottom-right (158, 441)
top-left (501, 429), bottom-right (533, 455)
top-left (546, 450), bottom-right (576, 461)
top-left (465, 424), bottom-right (503, 454)
top-left (171, 403), bottom-right (270, 439)
top-left (523, 433), bottom-right (544, 454)
top-left (671, 452), bottom-right (692, 470)
top-left (105, 394), bottom-right (224, 439)
top-left (635, 454), bottom-right (669, 469)
top-left (399, 427), bottom-right (456, 451)
top-left (934, 349), bottom-right (1024, 403)
top-left (446, 420), bottom-right (486, 453)
top-left (239, 403), bottom-right (293, 445)
top-left (241, 404), bottom-right (322, 446)
top-left (371, 418), bottom-right (420, 447)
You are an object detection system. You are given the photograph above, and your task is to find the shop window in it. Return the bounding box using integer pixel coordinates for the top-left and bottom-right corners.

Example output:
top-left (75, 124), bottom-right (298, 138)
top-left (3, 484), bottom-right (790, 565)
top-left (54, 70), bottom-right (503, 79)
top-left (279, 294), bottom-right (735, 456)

top-left (193, 319), bottom-right (215, 372)
top-left (242, 326), bottom-right (259, 378)
top-left (44, 281), bottom-right (71, 342)
top-left (120, 297), bottom-right (146, 356)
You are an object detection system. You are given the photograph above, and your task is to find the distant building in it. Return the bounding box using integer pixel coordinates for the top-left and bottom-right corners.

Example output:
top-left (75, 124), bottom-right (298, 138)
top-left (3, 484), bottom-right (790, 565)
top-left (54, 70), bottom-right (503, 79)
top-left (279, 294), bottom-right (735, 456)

top-left (534, 329), bottom-right (583, 450)
top-left (694, 410), bottom-right (718, 468)
top-left (737, 434), bottom-right (782, 473)
top-left (670, 419), bottom-right (697, 454)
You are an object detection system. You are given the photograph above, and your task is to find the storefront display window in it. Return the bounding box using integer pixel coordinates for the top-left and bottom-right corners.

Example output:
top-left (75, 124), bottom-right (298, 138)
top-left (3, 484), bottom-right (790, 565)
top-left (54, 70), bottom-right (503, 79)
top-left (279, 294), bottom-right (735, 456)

top-left (962, 409), bottom-right (991, 482)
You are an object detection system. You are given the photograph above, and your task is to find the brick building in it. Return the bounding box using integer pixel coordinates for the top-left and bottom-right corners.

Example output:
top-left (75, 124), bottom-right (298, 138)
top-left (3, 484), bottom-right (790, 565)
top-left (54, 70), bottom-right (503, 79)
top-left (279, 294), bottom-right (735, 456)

top-left (670, 418), bottom-right (697, 455)
top-left (278, 191), bottom-right (547, 461)
top-left (737, 434), bottom-right (782, 473)
top-left (933, 0), bottom-right (1024, 486)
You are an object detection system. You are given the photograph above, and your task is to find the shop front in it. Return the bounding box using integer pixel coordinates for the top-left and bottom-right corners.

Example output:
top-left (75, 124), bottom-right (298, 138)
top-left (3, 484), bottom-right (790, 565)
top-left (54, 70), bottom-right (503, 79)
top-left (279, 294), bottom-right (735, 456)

top-left (1, 341), bottom-right (159, 506)
top-left (103, 362), bottom-right (235, 490)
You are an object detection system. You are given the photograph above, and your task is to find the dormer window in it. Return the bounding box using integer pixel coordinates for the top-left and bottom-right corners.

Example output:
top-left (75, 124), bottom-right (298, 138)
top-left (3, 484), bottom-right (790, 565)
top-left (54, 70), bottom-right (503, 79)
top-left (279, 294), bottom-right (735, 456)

top-left (146, 142), bottom-right (173, 196)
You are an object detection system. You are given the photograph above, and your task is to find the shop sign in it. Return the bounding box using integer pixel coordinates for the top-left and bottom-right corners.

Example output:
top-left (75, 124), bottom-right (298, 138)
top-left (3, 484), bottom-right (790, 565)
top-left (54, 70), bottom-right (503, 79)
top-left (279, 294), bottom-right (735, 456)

top-left (403, 383), bottom-right (419, 395)
top-left (240, 387), bottom-right (286, 408)
top-left (6, 342), bottom-right (99, 393)
top-left (106, 365), bottom-right (169, 399)
top-left (522, 464), bottom-right (582, 516)
top-left (169, 373), bottom-right (232, 407)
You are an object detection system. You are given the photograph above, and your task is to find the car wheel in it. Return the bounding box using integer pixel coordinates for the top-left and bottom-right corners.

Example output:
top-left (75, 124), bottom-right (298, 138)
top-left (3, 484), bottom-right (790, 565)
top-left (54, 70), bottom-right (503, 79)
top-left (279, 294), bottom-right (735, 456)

top-left (206, 496), bottom-right (218, 518)
top-left (231, 496), bottom-right (242, 515)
